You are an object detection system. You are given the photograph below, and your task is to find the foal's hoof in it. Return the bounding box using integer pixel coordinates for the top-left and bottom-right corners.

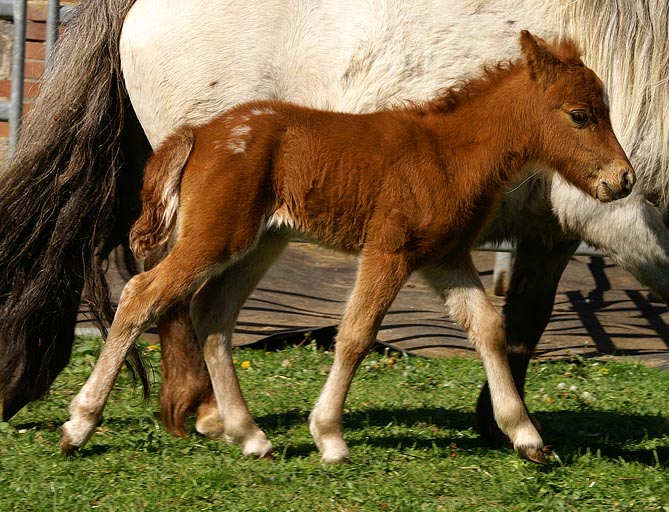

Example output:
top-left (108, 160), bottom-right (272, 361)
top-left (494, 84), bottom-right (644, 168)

top-left (317, 438), bottom-right (351, 464)
top-left (240, 435), bottom-right (273, 459)
top-left (59, 433), bottom-right (80, 456)
top-left (224, 429), bottom-right (273, 459)
top-left (60, 419), bottom-right (95, 456)
top-left (195, 412), bottom-right (226, 440)
top-left (516, 445), bottom-right (548, 465)
top-left (321, 453), bottom-right (352, 464)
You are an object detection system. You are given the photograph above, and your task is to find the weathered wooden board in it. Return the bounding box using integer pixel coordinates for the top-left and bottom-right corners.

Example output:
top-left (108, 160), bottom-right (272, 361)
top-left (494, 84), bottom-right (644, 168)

top-left (85, 242), bottom-right (669, 367)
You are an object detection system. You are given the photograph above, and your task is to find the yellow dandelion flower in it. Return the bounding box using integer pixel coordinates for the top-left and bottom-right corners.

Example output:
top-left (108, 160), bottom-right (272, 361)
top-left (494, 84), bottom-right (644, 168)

top-left (241, 360), bottom-right (252, 369)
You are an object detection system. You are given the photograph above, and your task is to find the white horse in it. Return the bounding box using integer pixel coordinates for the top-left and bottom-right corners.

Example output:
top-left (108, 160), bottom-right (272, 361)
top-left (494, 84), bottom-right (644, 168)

top-left (0, 0), bottom-right (667, 454)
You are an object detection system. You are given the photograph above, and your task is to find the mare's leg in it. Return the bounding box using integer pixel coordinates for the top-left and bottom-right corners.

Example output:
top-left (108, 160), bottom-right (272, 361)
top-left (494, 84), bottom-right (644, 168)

top-left (476, 237), bottom-right (580, 445)
top-left (310, 251), bottom-right (411, 463)
top-left (60, 244), bottom-right (220, 454)
top-left (421, 257), bottom-right (546, 463)
top-left (190, 230), bottom-right (290, 456)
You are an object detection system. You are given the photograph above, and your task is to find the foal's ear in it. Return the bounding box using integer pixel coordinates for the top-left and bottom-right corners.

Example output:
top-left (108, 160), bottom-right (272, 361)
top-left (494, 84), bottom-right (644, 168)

top-left (520, 30), bottom-right (582, 86)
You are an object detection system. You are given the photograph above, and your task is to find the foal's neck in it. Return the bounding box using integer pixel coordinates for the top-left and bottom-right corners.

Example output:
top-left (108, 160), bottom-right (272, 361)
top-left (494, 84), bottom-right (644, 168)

top-left (426, 65), bottom-right (540, 186)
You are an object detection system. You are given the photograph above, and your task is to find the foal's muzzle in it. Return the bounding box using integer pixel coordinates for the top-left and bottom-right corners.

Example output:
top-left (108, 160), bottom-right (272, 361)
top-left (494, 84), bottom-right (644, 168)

top-left (595, 164), bottom-right (635, 202)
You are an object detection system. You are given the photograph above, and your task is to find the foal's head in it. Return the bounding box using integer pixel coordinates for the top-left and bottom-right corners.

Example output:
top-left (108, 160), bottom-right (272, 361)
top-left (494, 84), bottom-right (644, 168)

top-left (520, 30), bottom-right (634, 202)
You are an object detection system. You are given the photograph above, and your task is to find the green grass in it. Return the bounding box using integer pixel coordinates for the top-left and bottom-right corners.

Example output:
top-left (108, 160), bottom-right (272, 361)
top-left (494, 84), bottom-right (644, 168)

top-left (1, 337), bottom-right (669, 511)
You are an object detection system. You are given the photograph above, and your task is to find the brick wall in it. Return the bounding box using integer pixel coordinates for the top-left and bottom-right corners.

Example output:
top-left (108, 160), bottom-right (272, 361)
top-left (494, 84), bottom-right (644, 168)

top-left (0, 1), bottom-right (52, 161)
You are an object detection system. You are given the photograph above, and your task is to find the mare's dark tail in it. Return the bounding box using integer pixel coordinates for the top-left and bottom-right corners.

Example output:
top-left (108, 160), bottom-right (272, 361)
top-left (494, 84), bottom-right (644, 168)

top-left (0, 0), bottom-right (151, 420)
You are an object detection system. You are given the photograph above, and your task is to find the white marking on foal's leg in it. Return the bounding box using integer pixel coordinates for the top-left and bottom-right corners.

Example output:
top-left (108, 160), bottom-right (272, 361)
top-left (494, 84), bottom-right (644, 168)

top-left (227, 124), bottom-right (251, 154)
top-left (61, 277), bottom-right (153, 454)
top-left (190, 232), bottom-right (290, 457)
top-left (61, 396), bottom-right (101, 451)
top-left (422, 264), bottom-right (545, 463)
top-left (310, 253), bottom-right (410, 463)
top-left (202, 331), bottom-right (272, 457)
top-left (309, 364), bottom-right (352, 464)
top-left (456, 290), bottom-right (544, 461)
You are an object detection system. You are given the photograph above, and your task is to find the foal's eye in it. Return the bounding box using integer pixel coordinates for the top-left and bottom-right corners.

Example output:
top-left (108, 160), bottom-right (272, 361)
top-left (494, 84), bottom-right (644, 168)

top-left (569, 109), bottom-right (589, 127)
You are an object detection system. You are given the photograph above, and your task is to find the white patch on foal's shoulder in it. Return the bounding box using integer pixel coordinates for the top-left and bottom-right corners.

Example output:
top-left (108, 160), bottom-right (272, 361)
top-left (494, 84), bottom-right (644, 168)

top-left (227, 124), bottom-right (252, 154)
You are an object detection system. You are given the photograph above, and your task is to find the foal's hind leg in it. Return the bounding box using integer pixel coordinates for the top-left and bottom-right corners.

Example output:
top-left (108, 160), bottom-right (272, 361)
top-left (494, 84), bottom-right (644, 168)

top-left (143, 247), bottom-right (217, 439)
top-left (310, 251), bottom-right (411, 463)
top-left (190, 230), bottom-right (290, 456)
top-left (158, 302), bottom-right (217, 438)
top-left (60, 245), bottom-right (219, 454)
top-left (422, 257), bottom-right (546, 463)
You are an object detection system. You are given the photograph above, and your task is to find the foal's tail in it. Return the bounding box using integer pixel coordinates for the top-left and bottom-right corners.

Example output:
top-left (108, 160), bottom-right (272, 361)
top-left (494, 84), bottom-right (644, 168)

top-left (0, 0), bottom-right (151, 420)
top-left (130, 128), bottom-right (194, 259)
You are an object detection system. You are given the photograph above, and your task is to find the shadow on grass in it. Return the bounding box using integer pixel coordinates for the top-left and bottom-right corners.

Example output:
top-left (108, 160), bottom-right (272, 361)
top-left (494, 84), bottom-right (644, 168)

top-left (256, 406), bottom-right (669, 465)
top-left (16, 406), bottom-right (668, 466)
top-left (534, 409), bottom-right (669, 466)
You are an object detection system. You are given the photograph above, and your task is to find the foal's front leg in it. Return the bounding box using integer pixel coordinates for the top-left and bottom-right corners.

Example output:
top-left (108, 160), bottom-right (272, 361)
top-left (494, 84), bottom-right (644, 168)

top-left (477, 236), bottom-right (580, 446)
top-left (422, 258), bottom-right (546, 463)
top-left (309, 251), bottom-right (411, 463)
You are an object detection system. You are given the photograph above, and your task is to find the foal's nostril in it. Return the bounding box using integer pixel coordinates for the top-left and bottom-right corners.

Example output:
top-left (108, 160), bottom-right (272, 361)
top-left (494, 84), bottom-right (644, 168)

top-left (621, 170), bottom-right (634, 190)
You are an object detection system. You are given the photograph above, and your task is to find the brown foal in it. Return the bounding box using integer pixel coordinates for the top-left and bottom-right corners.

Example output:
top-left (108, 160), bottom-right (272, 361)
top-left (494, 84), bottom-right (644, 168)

top-left (61, 31), bottom-right (633, 463)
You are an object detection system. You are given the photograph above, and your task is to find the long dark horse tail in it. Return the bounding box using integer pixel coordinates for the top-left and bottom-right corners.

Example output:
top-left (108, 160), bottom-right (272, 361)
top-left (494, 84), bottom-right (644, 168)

top-left (0, 0), bottom-right (151, 420)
